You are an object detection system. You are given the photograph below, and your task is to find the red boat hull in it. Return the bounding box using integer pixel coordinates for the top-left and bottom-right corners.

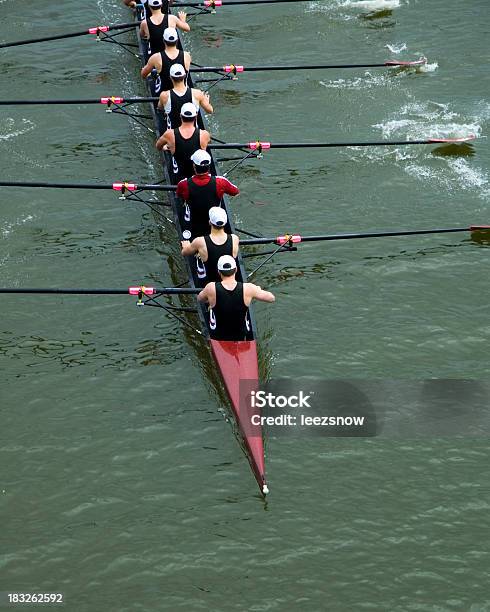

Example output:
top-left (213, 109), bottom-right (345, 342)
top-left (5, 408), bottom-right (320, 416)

top-left (210, 339), bottom-right (267, 494)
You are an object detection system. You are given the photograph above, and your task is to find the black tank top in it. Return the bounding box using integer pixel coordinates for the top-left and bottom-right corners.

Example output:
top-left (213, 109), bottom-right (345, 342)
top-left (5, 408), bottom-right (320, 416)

top-left (210, 281), bottom-right (248, 341)
top-left (186, 175), bottom-right (221, 236)
top-left (173, 127), bottom-right (201, 179)
top-left (147, 13), bottom-right (168, 55)
top-left (160, 48), bottom-right (186, 93)
top-left (167, 86), bottom-right (192, 129)
top-left (204, 234), bottom-right (233, 282)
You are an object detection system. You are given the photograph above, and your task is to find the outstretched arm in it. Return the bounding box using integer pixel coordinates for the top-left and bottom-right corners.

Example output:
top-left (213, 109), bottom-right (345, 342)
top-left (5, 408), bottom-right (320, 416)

top-left (196, 89), bottom-right (213, 114)
top-left (250, 284), bottom-right (275, 303)
top-left (171, 12), bottom-right (191, 32)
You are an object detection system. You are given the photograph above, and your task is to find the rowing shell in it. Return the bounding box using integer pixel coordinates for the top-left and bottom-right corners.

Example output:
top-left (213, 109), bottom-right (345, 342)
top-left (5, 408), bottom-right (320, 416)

top-left (132, 10), bottom-right (268, 495)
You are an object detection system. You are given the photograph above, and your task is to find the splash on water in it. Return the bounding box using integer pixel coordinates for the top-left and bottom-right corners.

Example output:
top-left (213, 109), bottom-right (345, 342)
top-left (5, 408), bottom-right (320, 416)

top-left (345, 0), bottom-right (401, 10)
top-left (386, 43), bottom-right (407, 54)
top-left (2, 215), bottom-right (35, 238)
top-left (319, 72), bottom-right (392, 91)
top-left (0, 118), bottom-right (36, 142)
top-left (372, 100), bottom-right (487, 200)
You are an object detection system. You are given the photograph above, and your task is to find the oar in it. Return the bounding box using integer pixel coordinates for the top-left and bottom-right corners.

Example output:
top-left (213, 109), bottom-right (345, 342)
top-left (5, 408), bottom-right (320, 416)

top-left (0, 97), bottom-right (157, 106)
top-left (0, 181), bottom-right (176, 191)
top-left (0, 287), bottom-right (199, 295)
top-left (0, 22), bottom-right (139, 50)
top-left (176, 0), bottom-right (321, 5)
top-left (209, 136), bottom-right (477, 150)
top-left (0, 285), bottom-right (203, 331)
top-left (193, 58), bottom-right (427, 73)
top-left (240, 225), bottom-right (490, 246)
top-left (0, 0), bottom-right (325, 50)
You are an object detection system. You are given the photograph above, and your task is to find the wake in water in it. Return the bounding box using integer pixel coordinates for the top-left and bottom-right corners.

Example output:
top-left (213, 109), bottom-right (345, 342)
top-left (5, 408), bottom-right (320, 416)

top-left (307, 0), bottom-right (401, 18)
top-left (345, 0), bottom-right (401, 10)
top-left (370, 101), bottom-right (488, 200)
top-left (0, 118), bottom-right (35, 142)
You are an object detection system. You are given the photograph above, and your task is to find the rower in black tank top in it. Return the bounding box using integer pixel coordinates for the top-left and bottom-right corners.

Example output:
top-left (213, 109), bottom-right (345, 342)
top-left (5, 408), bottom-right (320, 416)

top-left (204, 234), bottom-right (233, 283)
top-left (173, 127), bottom-right (200, 179)
top-left (167, 87), bottom-right (192, 129)
top-left (147, 14), bottom-right (169, 55)
top-left (160, 48), bottom-right (186, 92)
top-left (186, 175), bottom-right (221, 236)
top-left (210, 282), bottom-right (249, 341)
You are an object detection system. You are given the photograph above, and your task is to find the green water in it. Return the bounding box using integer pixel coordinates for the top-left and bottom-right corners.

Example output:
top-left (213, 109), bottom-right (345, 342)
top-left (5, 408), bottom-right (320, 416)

top-left (1, 0), bottom-right (489, 610)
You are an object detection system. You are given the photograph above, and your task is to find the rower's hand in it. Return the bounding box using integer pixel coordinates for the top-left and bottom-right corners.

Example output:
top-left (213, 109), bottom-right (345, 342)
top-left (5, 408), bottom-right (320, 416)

top-left (178, 11), bottom-right (187, 22)
top-left (162, 144), bottom-right (169, 151)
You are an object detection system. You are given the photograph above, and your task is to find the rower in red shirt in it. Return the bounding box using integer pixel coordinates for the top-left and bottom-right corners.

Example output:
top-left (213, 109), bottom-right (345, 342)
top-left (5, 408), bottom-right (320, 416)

top-left (176, 149), bottom-right (240, 238)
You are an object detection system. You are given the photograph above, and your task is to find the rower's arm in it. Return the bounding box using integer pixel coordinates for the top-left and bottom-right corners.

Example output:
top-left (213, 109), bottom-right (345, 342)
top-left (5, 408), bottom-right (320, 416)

top-left (249, 284), bottom-right (276, 303)
top-left (139, 20), bottom-right (149, 39)
top-left (172, 12), bottom-right (191, 33)
top-left (181, 237), bottom-right (202, 257)
top-left (196, 89), bottom-right (213, 114)
top-left (158, 91), bottom-right (169, 110)
top-left (197, 284), bottom-right (212, 303)
top-left (232, 235), bottom-right (240, 258)
top-left (156, 130), bottom-right (172, 151)
top-left (141, 56), bottom-right (156, 79)
top-left (184, 51), bottom-right (192, 72)
top-left (200, 130), bottom-right (211, 150)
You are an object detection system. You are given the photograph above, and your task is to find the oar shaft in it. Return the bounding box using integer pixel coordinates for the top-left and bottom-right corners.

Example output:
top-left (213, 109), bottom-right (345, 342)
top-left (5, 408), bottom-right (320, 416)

top-left (209, 140), bottom-right (443, 149)
top-left (0, 97), bottom-right (156, 105)
top-left (0, 22), bottom-right (138, 49)
top-left (194, 63), bottom-right (395, 72)
top-left (177, 0), bottom-right (309, 5)
top-left (0, 181), bottom-right (176, 191)
top-left (241, 227), bottom-right (471, 245)
top-left (0, 288), bottom-right (200, 295)
top-left (300, 227), bottom-right (470, 242)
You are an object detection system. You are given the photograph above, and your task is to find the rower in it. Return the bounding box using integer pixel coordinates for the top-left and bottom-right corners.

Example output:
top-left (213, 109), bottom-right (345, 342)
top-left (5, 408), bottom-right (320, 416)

top-left (159, 63), bottom-right (213, 130)
top-left (156, 104), bottom-right (210, 180)
top-left (176, 149), bottom-right (239, 236)
top-left (198, 255), bottom-right (275, 341)
top-left (140, 0), bottom-right (189, 56)
top-left (182, 206), bottom-right (239, 283)
top-left (141, 28), bottom-right (191, 96)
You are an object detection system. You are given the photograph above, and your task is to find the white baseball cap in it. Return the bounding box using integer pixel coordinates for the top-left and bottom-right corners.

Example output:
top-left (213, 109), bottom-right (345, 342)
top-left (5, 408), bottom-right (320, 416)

top-left (217, 255), bottom-right (237, 272)
top-left (169, 63), bottom-right (186, 78)
top-left (163, 28), bottom-right (178, 43)
top-left (190, 149), bottom-right (211, 166)
top-left (180, 102), bottom-right (198, 118)
top-left (209, 206), bottom-right (227, 227)
top-left (148, 0), bottom-right (162, 7)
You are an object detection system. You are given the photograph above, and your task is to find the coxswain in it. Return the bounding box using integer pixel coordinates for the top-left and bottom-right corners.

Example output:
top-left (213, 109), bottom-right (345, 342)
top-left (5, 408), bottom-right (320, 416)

top-left (159, 64), bottom-right (213, 130)
top-left (198, 255), bottom-right (275, 341)
top-left (156, 103), bottom-right (210, 180)
top-left (182, 206), bottom-right (239, 283)
top-left (140, 0), bottom-right (189, 56)
top-left (176, 149), bottom-right (239, 237)
top-left (141, 28), bottom-right (191, 95)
